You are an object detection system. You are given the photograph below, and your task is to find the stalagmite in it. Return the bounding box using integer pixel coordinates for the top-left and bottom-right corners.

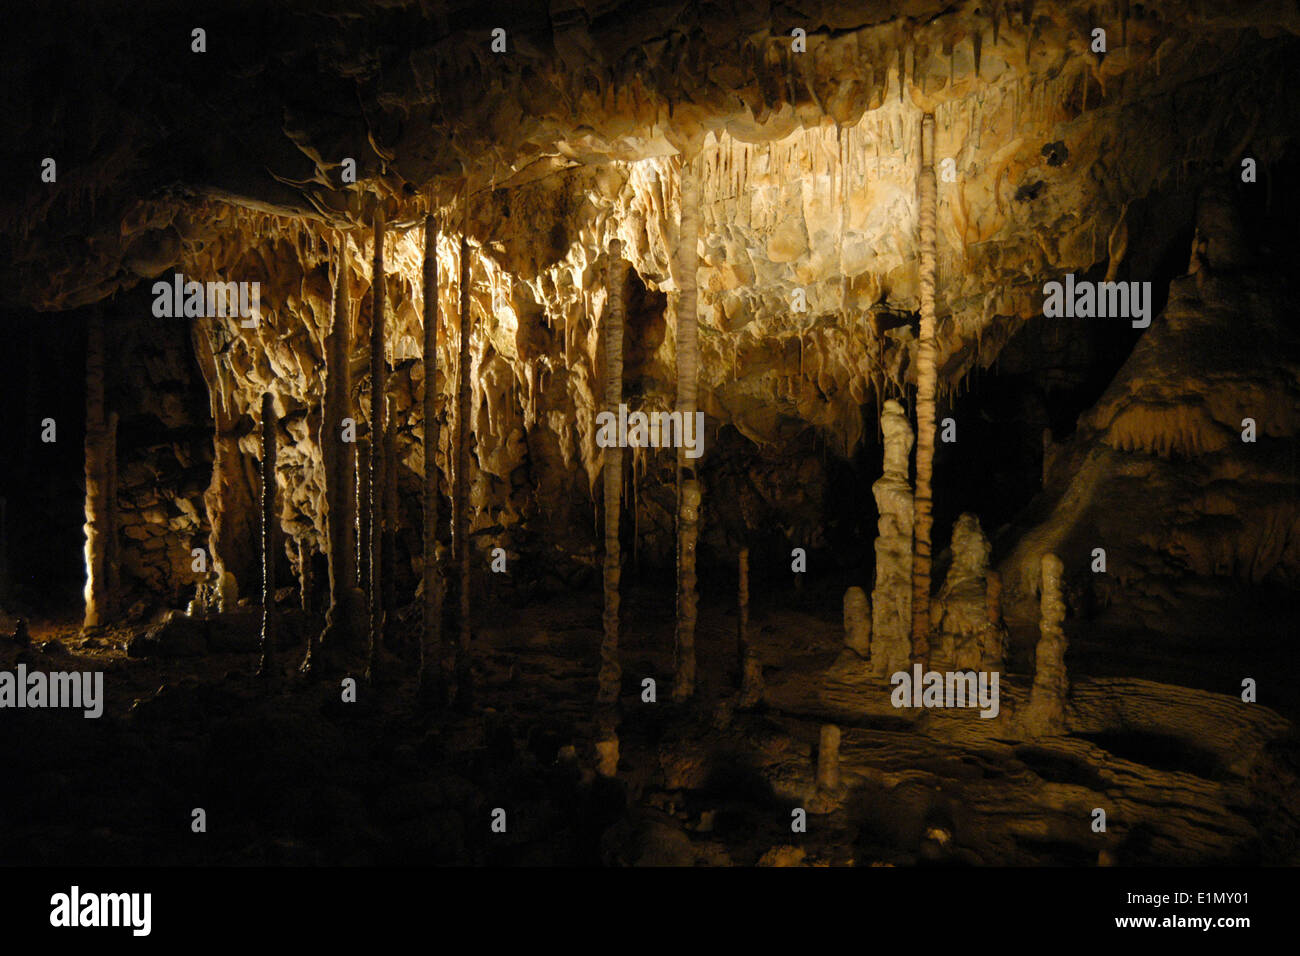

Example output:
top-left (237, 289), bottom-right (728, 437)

top-left (454, 229), bottom-right (473, 701)
top-left (816, 724), bottom-right (841, 791)
top-left (597, 239), bottom-right (626, 723)
top-left (258, 391), bottom-right (277, 683)
top-left (82, 309), bottom-right (115, 630)
top-left (1022, 554), bottom-right (1068, 735)
top-left (912, 112), bottom-right (938, 666)
top-left (737, 547), bottom-right (750, 687)
top-left (931, 513), bottom-right (999, 671)
top-left (366, 202), bottom-right (387, 681)
top-left (843, 586), bottom-right (871, 658)
top-left (872, 399), bottom-right (914, 679)
top-left (420, 213), bottom-right (443, 697)
top-left (673, 154), bottom-right (701, 703)
top-left (739, 650), bottom-right (763, 709)
top-left (309, 236), bottom-right (361, 674)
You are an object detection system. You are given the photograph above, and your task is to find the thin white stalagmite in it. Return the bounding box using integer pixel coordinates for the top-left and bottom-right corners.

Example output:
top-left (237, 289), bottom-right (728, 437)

top-left (309, 234), bottom-right (360, 674)
top-left (454, 217), bottom-right (474, 704)
top-left (258, 391), bottom-right (278, 684)
top-left (596, 239), bottom-right (627, 776)
top-left (420, 212), bottom-right (444, 699)
top-left (597, 239), bottom-right (627, 719)
top-left (673, 153), bottom-right (701, 703)
top-left (366, 201), bottom-right (387, 683)
top-left (912, 113), bottom-right (938, 667)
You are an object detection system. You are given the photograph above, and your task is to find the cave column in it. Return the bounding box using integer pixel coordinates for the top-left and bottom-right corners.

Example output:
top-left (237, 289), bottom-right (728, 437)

top-left (1022, 554), bottom-right (1068, 735)
top-left (672, 154), bottom-right (701, 703)
top-left (596, 238), bottom-right (627, 767)
top-left (872, 399), bottom-right (914, 679)
top-left (258, 391), bottom-right (278, 683)
top-left (912, 112), bottom-right (938, 666)
top-left (366, 201), bottom-right (388, 682)
top-left (83, 308), bottom-right (117, 630)
top-left (453, 225), bottom-right (473, 703)
top-left (419, 212), bottom-right (444, 698)
top-left (308, 235), bottom-right (360, 674)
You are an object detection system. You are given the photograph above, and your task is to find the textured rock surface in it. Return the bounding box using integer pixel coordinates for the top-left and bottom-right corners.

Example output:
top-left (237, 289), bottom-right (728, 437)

top-left (871, 399), bottom-right (913, 678)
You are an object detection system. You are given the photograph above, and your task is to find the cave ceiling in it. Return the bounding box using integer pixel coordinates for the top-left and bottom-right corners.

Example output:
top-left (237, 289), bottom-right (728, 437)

top-left (4, 0), bottom-right (1298, 450)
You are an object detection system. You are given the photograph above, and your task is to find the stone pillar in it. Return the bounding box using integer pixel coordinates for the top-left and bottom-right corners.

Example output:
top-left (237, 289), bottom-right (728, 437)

top-left (871, 399), bottom-right (914, 679)
top-left (420, 213), bottom-right (443, 697)
top-left (454, 230), bottom-right (474, 702)
top-left (843, 586), bottom-right (871, 658)
top-left (366, 203), bottom-right (387, 681)
top-left (673, 154), bottom-right (701, 703)
top-left (309, 235), bottom-right (361, 675)
top-left (1023, 554), bottom-right (1068, 735)
top-left (258, 391), bottom-right (278, 683)
top-left (912, 113), bottom-right (938, 667)
top-left (597, 239), bottom-right (627, 742)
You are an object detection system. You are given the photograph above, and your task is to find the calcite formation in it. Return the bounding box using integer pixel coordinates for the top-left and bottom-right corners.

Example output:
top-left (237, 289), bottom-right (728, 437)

top-left (871, 399), bottom-right (914, 679)
top-left (1022, 554), bottom-right (1069, 736)
top-left (931, 513), bottom-right (1004, 672)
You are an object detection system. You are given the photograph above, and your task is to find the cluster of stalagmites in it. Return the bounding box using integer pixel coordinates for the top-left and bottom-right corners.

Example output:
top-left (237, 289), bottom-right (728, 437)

top-left (836, 397), bottom-right (1067, 737)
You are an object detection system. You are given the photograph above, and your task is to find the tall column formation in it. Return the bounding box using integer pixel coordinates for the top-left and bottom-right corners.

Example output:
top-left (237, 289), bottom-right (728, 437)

top-left (311, 235), bottom-right (360, 672)
top-left (82, 309), bottom-right (115, 630)
top-left (1023, 554), bottom-right (1069, 735)
top-left (454, 229), bottom-right (473, 699)
top-left (597, 239), bottom-right (626, 722)
top-left (912, 112), bottom-right (938, 666)
top-left (673, 153), bottom-right (701, 703)
top-left (258, 391), bottom-right (278, 683)
top-left (420, 213), bottom-right (443, 697)
top-left (872, 399), bottom-right (914, 679)
top-left (367, 202), bottom-right (387, 681)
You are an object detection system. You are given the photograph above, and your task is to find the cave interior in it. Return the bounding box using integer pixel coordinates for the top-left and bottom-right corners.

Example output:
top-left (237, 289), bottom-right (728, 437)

top-left (1, 0), bottom-right (1299, 867)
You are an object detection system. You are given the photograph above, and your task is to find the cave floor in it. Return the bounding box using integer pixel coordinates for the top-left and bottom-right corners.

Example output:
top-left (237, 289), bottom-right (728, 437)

top-left (2, 582), bottom-right (1297, 866)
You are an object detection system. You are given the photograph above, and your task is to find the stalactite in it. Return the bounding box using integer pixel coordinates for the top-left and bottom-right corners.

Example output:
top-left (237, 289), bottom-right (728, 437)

top-left (420, 214), bottom-right (443, 699)
top-left (258, 391), bottom-right (278, 684)
top-left (82, 309), bottom-right (114, 630)
top-left (454, 227), bottom-right (473, 703)
top-left (298, 537), bottom-right (312, 615)
top-left (912, 113), bottom-right (938, 666)
top-left (673, 153), bottom-right (701, 703)
top-left (367, 202), bottom-right (387, 682)
top-left (597, 239), bottom-right (626, 723)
